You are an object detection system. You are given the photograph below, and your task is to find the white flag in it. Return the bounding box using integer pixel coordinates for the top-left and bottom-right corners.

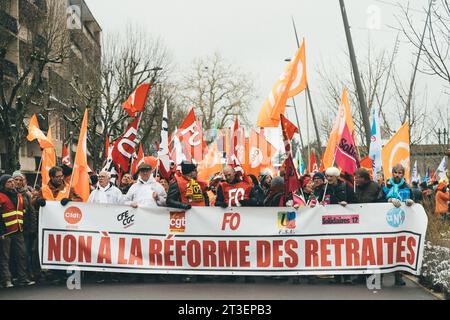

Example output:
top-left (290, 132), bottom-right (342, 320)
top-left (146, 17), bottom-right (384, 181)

top-left (369, 106), bottom-right (382, 182)
top-left (436, 157), bottom-right (447, 181)
top-left (411, 160), bottom-right (418, 183)
top-left (157, 100), bottom-right (171, 177)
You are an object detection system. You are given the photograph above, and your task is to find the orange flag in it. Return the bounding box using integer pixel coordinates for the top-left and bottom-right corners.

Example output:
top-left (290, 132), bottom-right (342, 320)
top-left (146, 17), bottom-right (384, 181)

top-left (360, 156), bottom-right (373, 178)
top-left (41, 128), bottom-right (56, 186)
top-left (382, 123), bottom-right (410, 182)
top-left (27, 114), bottom-right (54, 149)
top-left (197, 142), bottom-right (223, 182)
top-left (122, 83), bottom-right (151, 117)
top-left (71, 110), bottom-right (90, 202)
top-left (257, 40), bottom-right (306, 127)
top-left (321, 88), bottom-right (355, 170)
top-left (288, 40), bottom-right (307, 98)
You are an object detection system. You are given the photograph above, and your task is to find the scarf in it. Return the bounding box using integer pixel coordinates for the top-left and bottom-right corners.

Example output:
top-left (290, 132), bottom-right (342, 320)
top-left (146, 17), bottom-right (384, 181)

top-left (386, 177), bottom-right (406, 200)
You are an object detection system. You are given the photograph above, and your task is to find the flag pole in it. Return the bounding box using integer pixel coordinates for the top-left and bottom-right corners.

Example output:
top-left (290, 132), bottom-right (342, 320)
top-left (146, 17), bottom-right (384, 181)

top-left (34, 155), bottom-right (43, 189)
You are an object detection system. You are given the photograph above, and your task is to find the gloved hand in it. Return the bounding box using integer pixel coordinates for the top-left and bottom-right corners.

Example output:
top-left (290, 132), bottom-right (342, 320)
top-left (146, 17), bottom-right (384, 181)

top-left (339, 201), bottom-right (348, 207)
top-left (391, 198), bottom-right (402, 208)
top-left (286, 200), bottom-right (294, 207)
top-left (219, 202), bottom-right (228, 209)
top-left (183, 204), bottom-right (192, 210)
top-left (60, 198), bottom-right (70, 206)
top-left (37, 199), bottom-right (46, 207)
top-left (405, 199), bottom-right (414, 207)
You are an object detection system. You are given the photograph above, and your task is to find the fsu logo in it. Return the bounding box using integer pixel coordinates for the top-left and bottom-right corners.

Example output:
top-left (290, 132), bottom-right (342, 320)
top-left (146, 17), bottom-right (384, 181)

top-left (169, 212), bottom-right (186, 233)
top-left (278, 212), bottom-right (296, 234)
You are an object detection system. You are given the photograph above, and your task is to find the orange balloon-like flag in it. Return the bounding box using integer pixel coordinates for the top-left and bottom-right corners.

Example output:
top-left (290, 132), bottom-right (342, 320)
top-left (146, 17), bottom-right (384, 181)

top-left (27, 114), bottom-right (54, 149)
top-left (71, 110), bottom-right (90, 202)
top-left (41, 128), bottom-right (56, 186)
top-left (382, 123), bottom-right (410, 182)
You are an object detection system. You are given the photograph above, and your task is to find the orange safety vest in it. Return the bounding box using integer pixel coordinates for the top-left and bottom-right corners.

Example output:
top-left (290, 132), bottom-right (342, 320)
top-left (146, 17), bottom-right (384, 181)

top-left (0, 192), bottom-right (24, 236)
top-left (42, 183), bottom-right (70, 201)
top-left (175, 176), bottom-right (207, 207)
top-left (220, 180), bottom-right (252, 207)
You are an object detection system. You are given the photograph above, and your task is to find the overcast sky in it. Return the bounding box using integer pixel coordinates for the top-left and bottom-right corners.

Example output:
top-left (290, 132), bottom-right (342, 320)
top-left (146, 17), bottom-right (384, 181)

top-left (84, 0), bottom-right (448, 145)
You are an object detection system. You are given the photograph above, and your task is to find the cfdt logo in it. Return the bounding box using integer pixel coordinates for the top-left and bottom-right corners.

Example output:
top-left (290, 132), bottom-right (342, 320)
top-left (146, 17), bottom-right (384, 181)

top-left (278, 212), bottom-right (296, 234)
top-left (64, 207), bottom-right (83, 225)
top-left (386, 208), bottom-right (405, 228)
top-left (170, 212), bottom-right (186, 233)
top-left (117, 210), bottom-right (135, 229)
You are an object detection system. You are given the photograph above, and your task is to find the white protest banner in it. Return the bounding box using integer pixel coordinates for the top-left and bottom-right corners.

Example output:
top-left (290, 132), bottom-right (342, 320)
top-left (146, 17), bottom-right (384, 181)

top-left (39, 202), bottom-right (427, 276)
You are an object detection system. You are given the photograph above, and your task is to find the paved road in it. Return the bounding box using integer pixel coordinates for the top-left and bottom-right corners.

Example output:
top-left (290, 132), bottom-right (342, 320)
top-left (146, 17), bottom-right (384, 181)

top-left (0, 273), bottom-right (437, 300)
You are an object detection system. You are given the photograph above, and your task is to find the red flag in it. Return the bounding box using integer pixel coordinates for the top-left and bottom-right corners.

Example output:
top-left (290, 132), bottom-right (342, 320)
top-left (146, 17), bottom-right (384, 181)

top-left (280, 114), bottom-right (292, 154)
top-left (280, 115), bottom-right (299, 140)
top-left (122, 83), bottom-right (151, 117)
top-left (111, 115), bottom-right (141, 174)
top-left (176, 109), bottom-right (206, 163)
top-left (131, 144), bottom-right (145, 176)
top-left (104, 137), bottom-right (110, 161)
top-left (62, 144), bottom-right (72, 167)
top-left (335, 123), bottom-right (359, 175)
top-left (227, 118), bottom-right (245, 166)
top-left (283, 154), bottom-right (300, 194)
top-left (309, 151), bottom-right (318, 174)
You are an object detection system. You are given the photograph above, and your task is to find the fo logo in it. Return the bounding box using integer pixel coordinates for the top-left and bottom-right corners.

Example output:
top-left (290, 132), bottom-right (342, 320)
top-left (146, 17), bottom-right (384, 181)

top-left (386, 208), bottom-right (405, 228)
top-left (170, 212), bottom-right (186, 232)
top-left (278, 212), bottom-right (296, 230)
top-left (64, 207), bottom-right (83, 225)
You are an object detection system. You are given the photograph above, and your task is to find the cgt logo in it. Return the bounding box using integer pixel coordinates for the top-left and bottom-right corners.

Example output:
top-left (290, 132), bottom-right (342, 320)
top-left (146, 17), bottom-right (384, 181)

top-left (386, 208), bottom-right (405, 228)
top-left (278, 212), bottom-right (296, 232)
top-left (170, 212), bottom-right (186, 232)
top-left (117, 210), bottom-right (135, 229)
top-left (64, 207), bottom-right (83, 225)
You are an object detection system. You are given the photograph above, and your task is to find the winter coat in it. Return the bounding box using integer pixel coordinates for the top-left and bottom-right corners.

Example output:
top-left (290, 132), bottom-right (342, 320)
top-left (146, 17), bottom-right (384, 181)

top-left (88, 183), bottom-right (124, 205)
top-left (355, 181), bottom-right (385, 203)
top-left (123, 176), bottom-right (167, 208)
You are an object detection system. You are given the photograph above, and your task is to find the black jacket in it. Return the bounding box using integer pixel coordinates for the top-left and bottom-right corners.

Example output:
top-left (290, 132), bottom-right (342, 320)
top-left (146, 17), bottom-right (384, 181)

top-left (355, 181), bottom-right (385, 203)
top-left (325, 180), bottom-right (356, 204)
top-left (166, 180), bottom-right (209, 210)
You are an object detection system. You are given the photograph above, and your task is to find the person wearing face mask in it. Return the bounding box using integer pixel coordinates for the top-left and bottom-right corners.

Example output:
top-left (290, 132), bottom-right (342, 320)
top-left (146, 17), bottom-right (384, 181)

top-left (88, 171), bottom-right (123, 204)
top-left (123, 163), bottom-right (167, 208)
top-left (0, 175), bottom-right (35, 288)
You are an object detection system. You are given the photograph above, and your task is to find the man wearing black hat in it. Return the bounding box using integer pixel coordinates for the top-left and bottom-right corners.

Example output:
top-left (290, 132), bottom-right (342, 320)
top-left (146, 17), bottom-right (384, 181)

top-left (167, 161), bottom-right (209, 210)
top-left (312, 172), bottom-right (326, 202)
top-left (0, 175), bottom-right (35, 288)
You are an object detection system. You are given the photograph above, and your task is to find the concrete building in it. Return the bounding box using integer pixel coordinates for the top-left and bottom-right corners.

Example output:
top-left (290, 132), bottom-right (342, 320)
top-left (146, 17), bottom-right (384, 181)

top-left (0, 0), bottom-right (101, 181)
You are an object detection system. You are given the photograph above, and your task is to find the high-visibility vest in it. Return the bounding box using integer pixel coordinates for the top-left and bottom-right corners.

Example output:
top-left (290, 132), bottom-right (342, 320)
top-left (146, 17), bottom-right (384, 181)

top-left (0, 192), bottom-right (24, 236)
top-left (42, 183), bottom-right (70, 201)
top-left (175, 176), bottom-right (207, 207)
top-left (220, 180), bottom-right (252, 207)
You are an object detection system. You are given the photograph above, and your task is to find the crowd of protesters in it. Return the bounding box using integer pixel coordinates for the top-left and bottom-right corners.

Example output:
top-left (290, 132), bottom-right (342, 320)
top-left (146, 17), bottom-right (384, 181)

top-left (0, 160), bottom-right (448, 288)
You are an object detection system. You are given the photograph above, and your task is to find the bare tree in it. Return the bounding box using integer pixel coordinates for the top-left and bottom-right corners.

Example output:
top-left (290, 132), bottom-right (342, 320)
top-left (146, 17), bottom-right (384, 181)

top-left (181, 53), bottom-right (256, 131)
top-left (0, 0), bottom-right (71, 172)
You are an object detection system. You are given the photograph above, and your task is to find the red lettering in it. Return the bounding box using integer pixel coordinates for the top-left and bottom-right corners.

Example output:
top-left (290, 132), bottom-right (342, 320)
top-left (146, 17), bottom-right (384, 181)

top-left (284, 240), bottom-right (298, 268)
top-left (361, 238), bottom-right (376, 266)
top-left (256, 241), bottom-right (271, 267)
top-left (384, 237), bottom-right (397, 264)
top-left (396, 236), bottom-right (406, 264)
top-left (97, 236), bottom-right (111, 264)
top-left (305, 240), bottom-right (319, 267)
top-left (376, 237), bottom-right (384, 265)
top-left (48, 234), bottom-right (61, 262)
top-left (187, 240), bottom-right (201, 267)
top-left (118, 238), bottom-right (127, 265)
top-left (175, 240), bottom-right (186, 266)
top-left (218, 241), bottom-right (237, 267)
top-left (164, 239), bottom-right (175, 267)
top-left (239, 241), bottom-right (250, 267)
top-left (345, 238), bottom-right (360, 266)
top-left (330, 239), bottom-right (344, 267)
top-left (272, 240), bottom-right (283, 268)
top-left (63, 235), bottom-right (76, 263)
top-left (202, 241), bottom-right (217, 267)
top-left (149, 239), bottom-right (163, 266)
top-left (78, 236), bottom-right (92, 263)
top-left (129, 238), bottom-right (143, 266)
top-left (407, 237), bottom-right (416, 265)
top-left (320, 239), bottom-right (332, 267)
